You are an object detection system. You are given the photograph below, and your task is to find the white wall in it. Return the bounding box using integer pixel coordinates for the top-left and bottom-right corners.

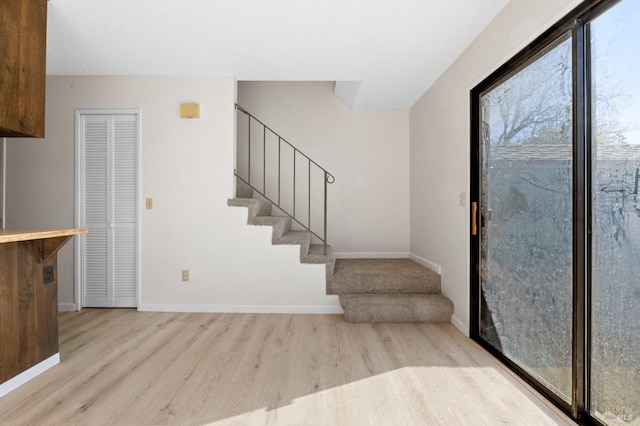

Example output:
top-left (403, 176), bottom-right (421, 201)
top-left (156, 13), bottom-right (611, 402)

top-left (409, 0), bottom-right (583, 334)
top-left (6, 76), bottom-right (339, 312)
top-left (238, 81), bottom-right (410, 256)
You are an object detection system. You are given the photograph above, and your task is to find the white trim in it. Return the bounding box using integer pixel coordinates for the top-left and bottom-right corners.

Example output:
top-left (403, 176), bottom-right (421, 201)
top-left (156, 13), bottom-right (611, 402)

top-left (58, 303), bottom-right (77, 312)
top-left (74, 112), bottom-right (83, 309)
top-left (334, 252), bottom-right (409, 259)
top-left (137, 111), bottom-right (142, 309)
top-left (409, 253), bottom-right (442, 274)
top-left (0, 354), bottom-right (60, 398)
top-left (138, 304), bottom-right (344, 315)
top-left (451, 315), bottom-right (468, 337)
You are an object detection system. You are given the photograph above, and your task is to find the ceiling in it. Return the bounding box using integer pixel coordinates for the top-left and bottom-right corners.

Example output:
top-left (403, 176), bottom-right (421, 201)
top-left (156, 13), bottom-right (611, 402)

top-left (46, 0), bottom-right (509, 110)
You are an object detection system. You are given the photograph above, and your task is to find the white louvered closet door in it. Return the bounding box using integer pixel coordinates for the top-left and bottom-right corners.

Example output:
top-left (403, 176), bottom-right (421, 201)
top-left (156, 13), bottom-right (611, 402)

top-left (80, 112), bottom-right (138, 308)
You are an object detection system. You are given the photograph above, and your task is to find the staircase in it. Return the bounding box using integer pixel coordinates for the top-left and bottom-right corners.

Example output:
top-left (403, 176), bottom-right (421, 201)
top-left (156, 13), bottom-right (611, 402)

top-left (227, 179), bottom-right (336, 269)
top-left (231, 104), bottom-right (453, 323)
top-left (228, 179), bottom-right (454, 323)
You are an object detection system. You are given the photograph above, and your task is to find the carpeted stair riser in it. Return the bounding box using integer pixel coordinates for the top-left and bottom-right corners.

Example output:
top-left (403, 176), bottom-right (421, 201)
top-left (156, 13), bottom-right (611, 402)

top-left (339, 294), bottom-right (453, 323)
top-left (303, 244), bottom-right (334, 264)
top-left (328, 258), bottom-right (440, 295)
top-left (235, 179), bottom-right (255, 198)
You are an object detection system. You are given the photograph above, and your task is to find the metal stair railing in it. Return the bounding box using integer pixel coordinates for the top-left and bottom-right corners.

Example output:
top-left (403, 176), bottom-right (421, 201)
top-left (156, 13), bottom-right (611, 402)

top-left (235, 104), bottom-right (335, 255)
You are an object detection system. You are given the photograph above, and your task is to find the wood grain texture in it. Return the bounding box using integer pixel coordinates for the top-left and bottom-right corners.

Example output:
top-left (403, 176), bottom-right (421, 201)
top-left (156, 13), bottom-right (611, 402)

top-left (0, 310), bottom-right (575, 425)
top-left (36, 254), bottom-right (59, 362)
top-left (0, 0), bottom-right (21, 136)
top-left (17, 240), bottom-right (37, 372)
top-left (43, 236), bottom-right (72, 262)
top-left (0, 0), bottom-right (47, 137)
top-left (0, 241), bottom-right (58, 384)
top-left (0, 243), bottom-right (20, 383)
top-left (0, 228), bottom-right (87, 244)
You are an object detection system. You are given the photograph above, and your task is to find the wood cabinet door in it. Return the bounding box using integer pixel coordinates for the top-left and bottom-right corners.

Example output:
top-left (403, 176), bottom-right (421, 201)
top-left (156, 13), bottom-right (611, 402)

top-left (0, 0), bottom-right (47, 138)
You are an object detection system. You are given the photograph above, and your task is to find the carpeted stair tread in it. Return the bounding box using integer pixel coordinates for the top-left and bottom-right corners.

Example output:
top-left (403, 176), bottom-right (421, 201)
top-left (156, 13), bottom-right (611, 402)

top-left (227, 197), bottom-right (272, 217)
top-left (275, 230), bottom-right (311, 245)
top-left (329, 258), bottom-right (440, 295)
top-left (227, 197), bottom-right (255, 208)
top-left (339, 293), bottom-right (453, 323)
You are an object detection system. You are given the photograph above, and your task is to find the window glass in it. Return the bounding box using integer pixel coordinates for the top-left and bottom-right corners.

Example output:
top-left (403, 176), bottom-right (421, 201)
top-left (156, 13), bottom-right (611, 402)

top-left (590, 1), bottom-right (640, 423)
top-left (480, 33), bottom-right (573, 401)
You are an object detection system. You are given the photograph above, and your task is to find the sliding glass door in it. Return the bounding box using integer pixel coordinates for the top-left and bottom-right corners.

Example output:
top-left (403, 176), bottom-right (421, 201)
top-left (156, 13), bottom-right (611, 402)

top-left (471, 0), bottom-right (639, 423)
top-left (590, 1), bottom-right (640, 423)
top-left (478, 34), bottom-right (574, 403)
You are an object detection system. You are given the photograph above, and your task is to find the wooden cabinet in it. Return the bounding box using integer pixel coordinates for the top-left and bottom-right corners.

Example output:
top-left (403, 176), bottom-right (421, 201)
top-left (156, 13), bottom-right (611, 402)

top-left (0, 0), bottom-right (47, 138)
top-left (0, 229), bottom-right (87, 388)
top-left (0, 241), bottom-right (58, 384)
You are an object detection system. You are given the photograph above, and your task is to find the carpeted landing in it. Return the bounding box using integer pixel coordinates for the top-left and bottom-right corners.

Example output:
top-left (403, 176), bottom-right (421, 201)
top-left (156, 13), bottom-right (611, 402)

top-left (329, 258), bottom-right (453, 323)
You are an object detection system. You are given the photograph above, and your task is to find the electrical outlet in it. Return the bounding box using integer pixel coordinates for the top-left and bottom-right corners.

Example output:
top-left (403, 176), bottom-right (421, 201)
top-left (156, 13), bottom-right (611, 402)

top-left (146, 198), bottom-right (153, 209)
top-left (181, 270), bottom-right (189, 282)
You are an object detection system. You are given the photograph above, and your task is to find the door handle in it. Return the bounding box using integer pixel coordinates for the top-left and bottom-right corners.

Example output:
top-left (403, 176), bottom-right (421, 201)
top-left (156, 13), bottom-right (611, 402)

top-left (471, 202), bottom-right (478, 236)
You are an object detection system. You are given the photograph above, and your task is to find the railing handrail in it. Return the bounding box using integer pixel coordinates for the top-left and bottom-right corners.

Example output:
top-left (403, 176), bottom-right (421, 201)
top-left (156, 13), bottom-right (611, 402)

top-left (235, 104), bottom-right (335, 254)
top-left (235, 104), bottom-right (336, 184)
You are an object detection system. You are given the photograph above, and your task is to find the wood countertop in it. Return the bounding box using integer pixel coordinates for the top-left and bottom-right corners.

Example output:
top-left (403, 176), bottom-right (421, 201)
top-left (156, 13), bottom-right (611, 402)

top-left (0, 228), bottom-right (88, 244)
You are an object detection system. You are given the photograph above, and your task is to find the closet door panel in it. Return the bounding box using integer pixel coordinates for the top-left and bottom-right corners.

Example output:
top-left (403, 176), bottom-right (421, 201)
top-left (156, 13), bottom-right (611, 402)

top-left (82, 115), bottom-right (109, 307)
top-left (79, 111), bottom-right (138, 308)
top-left (112, 115), bottom-right (138, 307)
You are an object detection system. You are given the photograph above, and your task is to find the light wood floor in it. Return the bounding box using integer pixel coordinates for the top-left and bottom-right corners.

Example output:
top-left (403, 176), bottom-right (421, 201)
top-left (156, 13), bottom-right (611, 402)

top-left (0, 310), bottom-right (575, 425)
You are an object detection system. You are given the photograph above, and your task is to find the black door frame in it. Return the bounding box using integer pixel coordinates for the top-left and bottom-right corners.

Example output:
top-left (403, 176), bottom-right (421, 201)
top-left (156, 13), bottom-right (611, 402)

top-left (470, 0), bottom-right (620, 424)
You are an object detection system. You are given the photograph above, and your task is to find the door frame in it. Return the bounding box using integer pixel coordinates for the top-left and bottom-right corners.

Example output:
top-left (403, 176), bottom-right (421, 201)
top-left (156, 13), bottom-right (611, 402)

top-left (74, 109), bottom-right (142, 310)
top-left (471, 28), bottom-right (582, 417)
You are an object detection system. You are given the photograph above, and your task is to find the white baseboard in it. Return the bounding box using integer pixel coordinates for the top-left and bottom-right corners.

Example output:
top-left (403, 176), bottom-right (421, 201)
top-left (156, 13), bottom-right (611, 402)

top-left (58, 303), bottom-right (77, 312)
top-left (138, 303), bottom-right (344, 315)
top-left (0, 353), bottom-right (60, 398)
top-left (451, 315), bottom-right (468, 337)
top-left (334, 252), bottom-right (409, 259)
top-left (409, 253), bottom-right (442, 274)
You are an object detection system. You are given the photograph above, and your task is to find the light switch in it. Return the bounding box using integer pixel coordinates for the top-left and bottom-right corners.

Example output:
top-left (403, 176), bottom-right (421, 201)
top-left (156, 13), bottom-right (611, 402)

top-left (146, 198), bottom-right (153, 209)
top-left (459, 192), bottom-right (467, 207)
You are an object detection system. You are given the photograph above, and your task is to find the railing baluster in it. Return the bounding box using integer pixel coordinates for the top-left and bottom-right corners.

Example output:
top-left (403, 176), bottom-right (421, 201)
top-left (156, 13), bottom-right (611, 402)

top-left (278, 137), bottom-right (281, 206)
top-left (308, 158), bottom-right (311, 228)
top-left (263, 126), bottom-right (266, 194)
top-left (248, 115), bottom-right (251, 185)
top-left (293, 149), bottom-right (296, 219)
top-left (324, 171), bottom-right (328, 255)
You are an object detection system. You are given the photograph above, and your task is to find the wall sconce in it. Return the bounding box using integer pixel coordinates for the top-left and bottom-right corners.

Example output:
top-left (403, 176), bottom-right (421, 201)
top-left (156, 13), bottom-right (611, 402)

top-left (180, 103), bottom-right (200, 119)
